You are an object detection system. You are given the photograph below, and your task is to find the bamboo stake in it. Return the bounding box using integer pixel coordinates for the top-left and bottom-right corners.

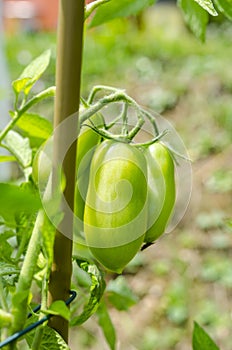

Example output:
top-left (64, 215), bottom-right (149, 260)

top-left (48, 0), bottom-right (84, 342)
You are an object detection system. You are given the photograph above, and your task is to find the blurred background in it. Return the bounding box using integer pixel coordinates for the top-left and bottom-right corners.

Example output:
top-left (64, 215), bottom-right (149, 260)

top-left (1, 0), bottom-right (232, 349)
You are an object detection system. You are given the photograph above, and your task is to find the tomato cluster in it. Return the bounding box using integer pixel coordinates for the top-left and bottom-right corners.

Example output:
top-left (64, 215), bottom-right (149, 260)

top-left (32, 90), bottom-right (177, 274)
top-left (75, 114), bottom-right (176, 274)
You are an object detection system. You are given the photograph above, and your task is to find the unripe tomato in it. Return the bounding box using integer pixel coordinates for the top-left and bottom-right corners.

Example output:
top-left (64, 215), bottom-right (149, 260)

top-left (32, 142), bottom-right (66, 195)
top-left (84, 140), bottom-right (148, 273)
top-left (32, 144), bottom-right (52, 189)
top-left (76, 113), bottom-right (104, 179)
top-left (145, 142), bottom-right (175, 243)
top-left (75, 113), bottom-right (104, 234)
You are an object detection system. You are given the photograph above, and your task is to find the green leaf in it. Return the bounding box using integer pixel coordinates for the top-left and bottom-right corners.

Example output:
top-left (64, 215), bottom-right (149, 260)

top-left (106, 276), bottom-right (138, 311)
top-left (15, 212), bottom-right (35, 257)
top-left (16, 113), bottom-right (53, 141)
top-left (0, 260), bottom-right (19, 287)
top-left (12, 78), bottom-right (31, 95)
top-left (178, 0), bottom-right (209, 41)
top-left (90, 0), bottom-right (156, 27)
top-left (12, 50), bottom-right (51, 95)
top-left (193, 0), bottom-right (218, 15)
top-left (46, 301), bottom-right (70, 321)
top-left (97, 301), bottom-right (116, 350)
top-left (0, 155), bottom-right (16, 163)
top-left (214, 0), bottom-right (232, 20)
top-left (25, 322), bottom-right (70, 350)
top-left (0, 232), bottom-right (14, 263)
top-left (3, 130), bottom-right (32, 168)
top-left (0, 261), bottom-right (20, 276)
top-left (0, 183), bottom-right (41, 222)
top-left (71, 260), bottom-right (106, 326)
top-left (192, 322), bottom-right (220, 350)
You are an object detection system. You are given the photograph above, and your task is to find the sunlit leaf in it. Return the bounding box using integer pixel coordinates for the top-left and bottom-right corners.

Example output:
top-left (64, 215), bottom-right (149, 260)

top-left (12, 78), bottom-right (31, 95)
top-left (214, 0), bottom-right (232, 20)
top-left (71, 260), bottom-right (106, 326)
top-left (16, 113), bottom-right (53, 141)
top-left (3, 130), bottom-right (32, 168)
top-left (178, 0), bottom-right (209, 41)
top-left (90, 0), bottom-right (156, 27)
top-left (193, 0), bottom-right (218, 15)
top-left (12, 50), bottom-right (51, 95)
top-left (45, 301), bottom-right (70, 321)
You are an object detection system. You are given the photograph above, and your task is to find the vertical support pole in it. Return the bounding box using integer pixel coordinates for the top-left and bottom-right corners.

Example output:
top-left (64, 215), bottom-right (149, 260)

top-left (48, 0), bottom-right (85, 342)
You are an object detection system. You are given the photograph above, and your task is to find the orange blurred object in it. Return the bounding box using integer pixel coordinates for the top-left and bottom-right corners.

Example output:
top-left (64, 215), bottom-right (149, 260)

top-left (3, 0), bottom-right (58, 32)
top-left (3, 0), bottom-right (96, 33)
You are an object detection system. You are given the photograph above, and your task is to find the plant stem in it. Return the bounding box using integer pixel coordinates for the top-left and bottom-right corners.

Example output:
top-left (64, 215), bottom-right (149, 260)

top-left (19, 87), bottom-right (56, 116)
top-left (0, 278), bottom-right (8, 312)
top-left (0, 87), bottom-right (55, 143)
top-left (127, 112), bottom-right (145, 140)
top-left (14, 221), bottom-right (31, 261)
top-left (31, 275), bottom-right (48, 350)
top-left (10, 210), bottom-right (44, 343)
top-left (121, 103), bottom-right (129, 136)
top-left (79, 91), bottom-right (128, 124)
top-left (87, 84), bottom-right (124, 104)
top-left (48, 0), bottom-right (85, 343)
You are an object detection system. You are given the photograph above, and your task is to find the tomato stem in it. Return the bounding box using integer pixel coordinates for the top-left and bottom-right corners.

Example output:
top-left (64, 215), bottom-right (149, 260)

top-left (0, 87), bottom-right (55, 143)
top-left (83, 85), bottom-right (160, 141)
top-left (31, 275), bottom-right (48, 349)
top-left (133, 129), bottom-right (169, 148)
top-left (0, 278), bottom-right (8, 312)
top-left (121, 103), bottom-right (129, 136)
top-left (10, 210), bottom-right (45, 340)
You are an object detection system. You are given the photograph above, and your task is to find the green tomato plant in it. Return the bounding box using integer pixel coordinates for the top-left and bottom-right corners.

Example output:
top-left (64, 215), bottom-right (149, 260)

top-left (0, 0), bottom-right (230, 349)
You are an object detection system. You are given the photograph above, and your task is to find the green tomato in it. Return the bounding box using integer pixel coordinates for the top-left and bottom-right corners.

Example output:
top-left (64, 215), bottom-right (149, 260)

top-left (32, 144), bottom-right (52, 189)
top-left (145, 142), bottom-right (175, 243)
top-left (75, 113), bottom-right (104, 234)
top-left (32, 143), bottom-right (66, 196)
top-left (76, 113), bottom-right (104, 179)
top-left (84, 140), bottom-right (148, 273)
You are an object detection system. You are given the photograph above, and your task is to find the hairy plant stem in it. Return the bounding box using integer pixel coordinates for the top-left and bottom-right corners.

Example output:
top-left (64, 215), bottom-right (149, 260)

top-left (80, 91), bottom-right (131, 124)
top-left (31, 275), bottom-right (48, 350)
top-left (10, 210), bottom-right (45, 349)
top-left (0, 277), bottom-right (8, 312)
top-left (84, 87), bottom-right (160, 139)
top-left (0, 87), bottom-right (55, 143)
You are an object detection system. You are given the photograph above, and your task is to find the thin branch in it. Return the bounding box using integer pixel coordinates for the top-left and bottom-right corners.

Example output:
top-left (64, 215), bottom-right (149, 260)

top-left (0, 87), bottom-right (55, 143)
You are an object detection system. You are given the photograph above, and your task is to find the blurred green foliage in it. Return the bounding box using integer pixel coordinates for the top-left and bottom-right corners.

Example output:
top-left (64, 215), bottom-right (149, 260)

top-left (3, 4), bottom-right (232, 350)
